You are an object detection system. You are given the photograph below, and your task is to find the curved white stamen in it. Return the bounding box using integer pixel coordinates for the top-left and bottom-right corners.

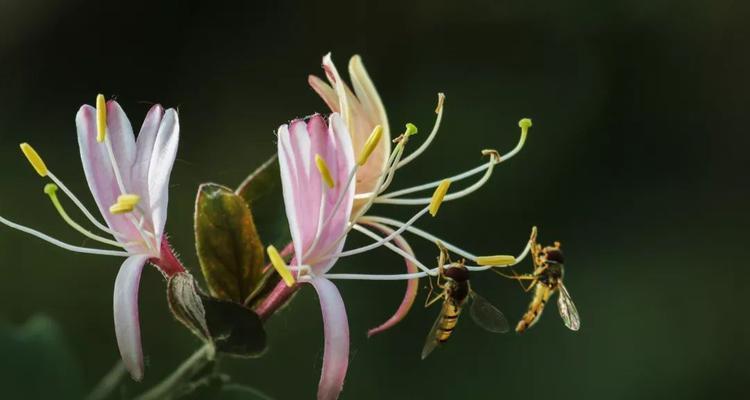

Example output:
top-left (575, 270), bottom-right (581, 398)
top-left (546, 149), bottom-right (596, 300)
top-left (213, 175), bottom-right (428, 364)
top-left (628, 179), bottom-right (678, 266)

top-left (374, 157), bottom-right (495, 205)
top-left (125, 213), bottom-right (156, 253)
top-left (376, 122), bottom-right (528, 201)
top-left (359, 215), bottom-right (477, 260)
top-left (301, 184), bottom-right (329, 263)
top-left (337, 205), bottom-right (430, 258)
top-left (103, 136), bottom-right (128, 196)
top-left (0, 215), bottom-right (131, 257)
top-left (320, 237), bottom-right (532, 281)
top-left (317, 136), bottom-right (409, 258)
top-left (373, 143), bottom-right (406, 196)
top-left (47, 172), bottom-right (120, 237)
top-left (302, 165), bottom-right (358, 262)
top-left (350, 224), bottom-right (433, 274)
top-left (353, 131), bottom-right (410, 202)
top-left (101, 137), bottom-right (158, 253)
top-left (396, 93), bottom-right (445, 169)
top-left (44, 184), bottom-right (126, 248)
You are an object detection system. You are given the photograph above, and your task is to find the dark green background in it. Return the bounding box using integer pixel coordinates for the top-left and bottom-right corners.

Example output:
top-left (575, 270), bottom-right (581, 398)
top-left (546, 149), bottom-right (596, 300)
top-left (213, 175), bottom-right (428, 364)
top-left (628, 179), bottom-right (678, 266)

top-left (0, 0), bottom-right (747, 399)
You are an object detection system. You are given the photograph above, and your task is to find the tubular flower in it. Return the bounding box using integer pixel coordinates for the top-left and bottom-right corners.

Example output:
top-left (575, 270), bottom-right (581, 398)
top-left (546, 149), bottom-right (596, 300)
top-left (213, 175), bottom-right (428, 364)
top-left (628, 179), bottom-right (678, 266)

top-left (0, 95), bottom-right (183, 381)
top-left (274, 113), bottom-right (355, 400)
top-left (308, 53), bottom-right (531, 337)
top-left (270, 110), bottom-right (530, 399)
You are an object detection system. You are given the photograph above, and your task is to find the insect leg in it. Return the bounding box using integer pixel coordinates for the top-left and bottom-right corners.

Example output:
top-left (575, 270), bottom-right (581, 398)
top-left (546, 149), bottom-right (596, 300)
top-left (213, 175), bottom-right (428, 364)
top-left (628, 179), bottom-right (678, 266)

top-left (493, 268), bottom-right (537, 292)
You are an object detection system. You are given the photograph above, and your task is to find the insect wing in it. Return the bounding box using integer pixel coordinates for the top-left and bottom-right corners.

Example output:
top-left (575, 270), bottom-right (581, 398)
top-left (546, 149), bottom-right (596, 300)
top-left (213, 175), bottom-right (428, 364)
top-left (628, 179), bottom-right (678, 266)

top-left (421, 308), bottom-right (444, 359)
top-left (469, 292), bottom-right (509, 333)
top-left (557, 283), bottom-right (580, 331)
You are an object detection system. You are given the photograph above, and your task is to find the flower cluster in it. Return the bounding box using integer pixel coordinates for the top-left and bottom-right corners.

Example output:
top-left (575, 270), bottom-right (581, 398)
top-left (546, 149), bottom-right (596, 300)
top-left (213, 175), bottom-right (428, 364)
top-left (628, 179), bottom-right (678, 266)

top-left (0, 52), bottom-right (562, 400)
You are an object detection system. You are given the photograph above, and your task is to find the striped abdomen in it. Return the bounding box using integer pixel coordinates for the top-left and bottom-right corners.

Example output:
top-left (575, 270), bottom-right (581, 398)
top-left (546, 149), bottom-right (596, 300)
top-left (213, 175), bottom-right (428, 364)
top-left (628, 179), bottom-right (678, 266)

top-left (436, 301), bottom-right (462, 342)
top-left (516, 284), bottom-right (553, 333)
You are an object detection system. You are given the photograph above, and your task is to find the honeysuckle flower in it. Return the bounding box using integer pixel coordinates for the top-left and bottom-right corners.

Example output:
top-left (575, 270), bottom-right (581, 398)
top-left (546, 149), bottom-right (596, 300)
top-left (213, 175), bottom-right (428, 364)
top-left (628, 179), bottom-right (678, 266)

top-left (269, 113), bottom-right (355, 400)
top-left (266, 105), bottom-right (531, 398)
top-left (0, 95), bottom-right (184, 381)
top-left (308, 53), bottom-right (532, 336)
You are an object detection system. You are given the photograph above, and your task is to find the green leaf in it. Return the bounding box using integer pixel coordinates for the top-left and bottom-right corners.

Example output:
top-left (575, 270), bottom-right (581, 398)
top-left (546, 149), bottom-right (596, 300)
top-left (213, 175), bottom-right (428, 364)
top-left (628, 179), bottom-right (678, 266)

top-left (195, 183), bottom-right (265, 303)
top-left (167, 273), bottom-right (267, 357)
top-left (201, 296), bottom-right (266, 357)
top-left (167, 272), bottom-right (210, 340)
top-left (236, 155), bottom-right (290, 248)
top-left (0, 315), bottom-right (84, 399)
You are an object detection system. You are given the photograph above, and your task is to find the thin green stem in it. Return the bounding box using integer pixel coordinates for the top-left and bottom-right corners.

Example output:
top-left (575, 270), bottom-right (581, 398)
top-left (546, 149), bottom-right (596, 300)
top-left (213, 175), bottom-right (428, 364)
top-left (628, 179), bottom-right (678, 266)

top-left (135, 344), bottom-right (214, 400)
top-left (85, 360), bottom-right (127, 400)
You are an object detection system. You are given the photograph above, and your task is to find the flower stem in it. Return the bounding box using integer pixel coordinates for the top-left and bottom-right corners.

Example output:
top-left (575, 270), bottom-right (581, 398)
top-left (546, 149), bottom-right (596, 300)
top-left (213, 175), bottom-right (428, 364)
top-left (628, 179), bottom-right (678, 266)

top-left (134, 344), bottom-right (214, 400)
top-left (152, 237), bottom-right (187, 277)
top-left (254, 280), bottom-right (300, 321)
top-left (85, 360), bottom-right (127, 400)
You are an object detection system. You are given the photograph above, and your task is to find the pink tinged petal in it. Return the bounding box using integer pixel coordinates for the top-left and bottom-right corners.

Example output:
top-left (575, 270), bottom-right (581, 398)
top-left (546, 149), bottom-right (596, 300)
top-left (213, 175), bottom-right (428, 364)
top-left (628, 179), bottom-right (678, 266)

top-left (146, 109), bottom-right (179, 245)
top-left (308, 75), bottom-right (340, 113)
top-left (364, 222), bottom-right (418, 337)
top-left (309, 278), bottom-right (349, 400)
top-left (113, 255), bottom-right (149, 381)
top-left (306, 114), bottom-right (355, 274)
top-left (76, 105), bottom-right (140, 242)
top-left (106, 100), bottom-right (138, 176)
top-left (277, 124), bottom-right (305, 266)
top-left (131, 104), bottom-right (166, 209)
top-left (318, 54), bottom-right (388, 205)
top-left (348, 56), bottom-right (391, 193)
top-left (278, 114), bottom-right (355, 273)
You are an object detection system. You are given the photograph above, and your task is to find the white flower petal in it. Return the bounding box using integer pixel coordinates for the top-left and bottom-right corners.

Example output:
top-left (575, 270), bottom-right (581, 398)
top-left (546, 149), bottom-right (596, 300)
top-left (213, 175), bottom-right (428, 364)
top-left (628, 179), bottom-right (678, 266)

top-left (113, 255), bottom-right (149, 381)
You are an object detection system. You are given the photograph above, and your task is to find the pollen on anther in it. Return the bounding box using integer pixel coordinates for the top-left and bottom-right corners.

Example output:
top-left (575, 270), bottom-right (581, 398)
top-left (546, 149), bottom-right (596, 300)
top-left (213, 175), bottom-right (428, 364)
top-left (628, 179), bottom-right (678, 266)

top-left (117, 194), bottom-right (141, 207)
top-left (315, 154), bottom-right (336, 188)
top-left (476, 255), bottom-right (516, 266)
top-left (267, 245), bottom-right (296, 287)
top-left (96, 94), bottom-right (107, 143)
top-left (429, 179), bottom-right (451, 217)
top-left (357, 125), bottom-right (383, 166)
top-left (19, 143), bottom-right (49, 177)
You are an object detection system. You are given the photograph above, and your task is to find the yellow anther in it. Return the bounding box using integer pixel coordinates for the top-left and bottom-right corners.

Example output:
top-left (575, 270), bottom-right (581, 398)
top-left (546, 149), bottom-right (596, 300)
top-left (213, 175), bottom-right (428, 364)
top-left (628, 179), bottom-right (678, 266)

top-left (96, 94), bottom-right (107, 143)
top-left (357, 125), bottom-right (384, 166)
top-left (108, 194), bottom-right (140, 215)
top-left (429, 179), bottom-right (451, 217)
top-left (116, 194), bottom-right (141, 207)
top-left (315, 154), bottom-right (335, 188)
top-left (476, 255), bottom-right (517, 266)
top-left (109, 202), bottom-right (135, 215)
top-left (20, 143), bottom-right (48, 177)
top-left (267, 245), bottom-right (296, 287)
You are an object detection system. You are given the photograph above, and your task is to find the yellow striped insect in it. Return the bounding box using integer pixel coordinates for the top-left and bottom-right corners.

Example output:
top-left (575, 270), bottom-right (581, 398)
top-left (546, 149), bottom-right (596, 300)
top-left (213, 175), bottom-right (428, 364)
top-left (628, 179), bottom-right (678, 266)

top-left (500, 229), bottom-right (580, 332)
top-left (421, 244), bottom-right (509, 359)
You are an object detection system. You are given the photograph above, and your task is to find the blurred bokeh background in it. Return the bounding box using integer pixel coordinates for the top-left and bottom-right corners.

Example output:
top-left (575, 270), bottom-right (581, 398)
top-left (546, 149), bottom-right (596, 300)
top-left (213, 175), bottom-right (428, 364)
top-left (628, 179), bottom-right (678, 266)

top-left (1, 0), bottom-right (748, 398)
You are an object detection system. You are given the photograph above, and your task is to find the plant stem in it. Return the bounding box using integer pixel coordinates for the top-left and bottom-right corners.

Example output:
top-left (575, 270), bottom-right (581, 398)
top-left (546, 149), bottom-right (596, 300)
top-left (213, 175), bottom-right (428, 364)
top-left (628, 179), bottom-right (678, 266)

top-left (254, 280), bottom-right (300, 321)
top-left (135, 344), bottom-right (214, 400)
top-left (85, 360), bottom-right (127, 400)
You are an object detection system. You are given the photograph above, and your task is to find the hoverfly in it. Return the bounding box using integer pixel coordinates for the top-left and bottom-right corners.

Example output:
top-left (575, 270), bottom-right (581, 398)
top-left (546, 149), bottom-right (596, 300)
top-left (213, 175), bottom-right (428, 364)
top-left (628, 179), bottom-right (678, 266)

top-left (421, 243), bottom-right (509, 359)
top-left (500, 228), bottom-right (580, 333)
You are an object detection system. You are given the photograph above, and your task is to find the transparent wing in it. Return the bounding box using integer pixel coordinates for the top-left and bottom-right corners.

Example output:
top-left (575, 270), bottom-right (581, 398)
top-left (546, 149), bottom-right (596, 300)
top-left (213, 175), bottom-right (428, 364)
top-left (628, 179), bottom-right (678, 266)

top-left (421, 309), bottom-right (444, 360)
top-left (469, 292), bottom-right (510, 333)
top-left (557, 283), bottom-right (580, 331)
